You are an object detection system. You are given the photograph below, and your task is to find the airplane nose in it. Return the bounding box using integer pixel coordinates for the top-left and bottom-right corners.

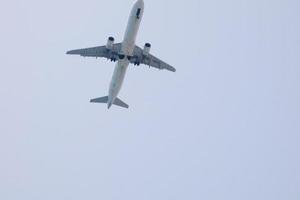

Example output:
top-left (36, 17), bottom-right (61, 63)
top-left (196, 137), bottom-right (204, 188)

top-left (136, 0), bottom-right (144, 8)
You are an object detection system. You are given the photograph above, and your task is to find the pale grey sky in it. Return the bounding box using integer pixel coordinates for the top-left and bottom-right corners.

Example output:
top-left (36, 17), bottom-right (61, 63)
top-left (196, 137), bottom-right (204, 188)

top-left (0, 0), bottom-right (299, 199)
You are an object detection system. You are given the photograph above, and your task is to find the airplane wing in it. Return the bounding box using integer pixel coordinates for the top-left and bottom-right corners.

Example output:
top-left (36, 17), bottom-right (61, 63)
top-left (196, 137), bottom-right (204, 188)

top-left (132, 46), bottom-right (176, 72)
top-left (67, 44), bottom-right (176, 72)
top-left (66, 43), bottom-right (122, 60)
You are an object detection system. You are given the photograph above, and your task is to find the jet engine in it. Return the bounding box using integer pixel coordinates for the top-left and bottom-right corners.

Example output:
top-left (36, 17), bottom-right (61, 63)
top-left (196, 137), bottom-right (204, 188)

top-left (143, 43), bottom-right (151, 55)
top-left (106, 37), bottom-right (115, 50)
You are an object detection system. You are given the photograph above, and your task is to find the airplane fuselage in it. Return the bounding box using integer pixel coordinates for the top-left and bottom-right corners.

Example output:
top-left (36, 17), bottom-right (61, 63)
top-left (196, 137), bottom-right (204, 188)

top-left (108, 0), bottom-right (144, 108)
top-left (66, 0), bottom-right (175, 109)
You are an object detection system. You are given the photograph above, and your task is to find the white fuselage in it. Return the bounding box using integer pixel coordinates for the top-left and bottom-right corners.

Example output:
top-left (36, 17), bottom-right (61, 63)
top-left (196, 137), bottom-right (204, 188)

top-left (108, 0), bottom-right (144, 108)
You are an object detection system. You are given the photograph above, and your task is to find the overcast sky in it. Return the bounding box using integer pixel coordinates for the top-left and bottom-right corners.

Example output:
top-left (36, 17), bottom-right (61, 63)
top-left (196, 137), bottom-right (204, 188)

top-left (0, 0), bottom-right (299, 199)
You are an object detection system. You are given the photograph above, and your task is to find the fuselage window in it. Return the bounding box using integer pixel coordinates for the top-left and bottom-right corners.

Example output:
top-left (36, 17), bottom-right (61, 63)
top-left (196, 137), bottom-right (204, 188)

top-left (136, 8), bottom-right (141, 19)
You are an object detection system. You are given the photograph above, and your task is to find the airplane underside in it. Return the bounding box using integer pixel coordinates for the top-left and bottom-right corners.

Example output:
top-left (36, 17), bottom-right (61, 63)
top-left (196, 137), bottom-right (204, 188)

top-left (66, 0), bottom-right (175, 109)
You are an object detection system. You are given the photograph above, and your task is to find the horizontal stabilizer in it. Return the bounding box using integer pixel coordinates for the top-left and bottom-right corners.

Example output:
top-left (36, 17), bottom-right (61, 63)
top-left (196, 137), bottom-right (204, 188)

top-left (90, 96), bottom-right (108, 103)
top-left (90, 96), bottom-right (129, 109)
top-left (114, 98), bottom-right (129, 108)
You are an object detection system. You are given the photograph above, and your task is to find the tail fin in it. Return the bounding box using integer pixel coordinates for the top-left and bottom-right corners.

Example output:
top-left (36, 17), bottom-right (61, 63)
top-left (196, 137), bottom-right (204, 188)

top-left (90, 96), bottom-right (129, 109)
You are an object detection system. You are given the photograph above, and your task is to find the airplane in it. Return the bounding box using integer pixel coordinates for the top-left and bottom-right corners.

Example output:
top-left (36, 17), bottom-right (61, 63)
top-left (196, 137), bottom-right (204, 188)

top-left (66, 0), bottom-right (176, 109)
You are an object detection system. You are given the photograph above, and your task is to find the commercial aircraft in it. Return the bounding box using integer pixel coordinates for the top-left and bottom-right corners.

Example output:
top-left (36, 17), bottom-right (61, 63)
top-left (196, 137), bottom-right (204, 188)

top-left (67, 0), bottom-right (176, 109)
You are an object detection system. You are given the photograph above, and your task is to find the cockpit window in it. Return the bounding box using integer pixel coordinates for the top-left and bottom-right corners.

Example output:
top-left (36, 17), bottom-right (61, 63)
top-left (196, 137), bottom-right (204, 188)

top-left (136, 8), bottom-right (141, 19)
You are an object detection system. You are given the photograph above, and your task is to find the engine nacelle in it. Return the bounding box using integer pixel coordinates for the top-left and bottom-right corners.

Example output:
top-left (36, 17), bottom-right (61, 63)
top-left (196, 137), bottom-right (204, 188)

top-left (106, 37), bottom-right (115, 50)
top-left (143, 43), bottom-right (151, 55)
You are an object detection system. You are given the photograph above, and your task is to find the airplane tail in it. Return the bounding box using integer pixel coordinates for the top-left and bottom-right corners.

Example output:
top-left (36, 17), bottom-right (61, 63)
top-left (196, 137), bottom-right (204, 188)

top-left (90, 96), bottom-right (129, 109)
